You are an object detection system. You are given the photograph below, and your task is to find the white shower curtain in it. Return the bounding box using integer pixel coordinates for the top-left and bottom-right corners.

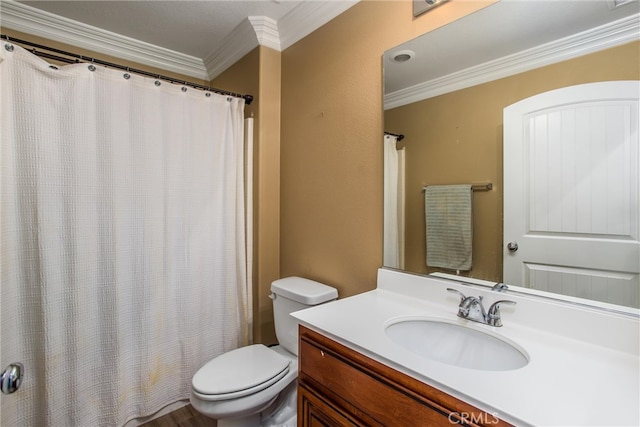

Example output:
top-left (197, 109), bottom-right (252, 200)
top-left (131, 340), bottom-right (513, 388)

top-left (383, 134), bottom-right (405, 269)
top-left (1, 44), bottom-right (250, 426)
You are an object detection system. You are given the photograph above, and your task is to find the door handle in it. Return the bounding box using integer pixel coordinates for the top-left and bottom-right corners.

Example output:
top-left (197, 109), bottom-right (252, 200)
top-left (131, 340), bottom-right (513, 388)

top-left (507, 241), bottom-right (518, 252)
top-left (1, 362), bottom-right (24, 394)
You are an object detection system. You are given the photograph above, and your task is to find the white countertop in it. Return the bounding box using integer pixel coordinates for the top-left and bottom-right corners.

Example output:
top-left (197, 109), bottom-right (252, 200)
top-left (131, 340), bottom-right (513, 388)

top-left (292, 269), bottom-right (640, 427)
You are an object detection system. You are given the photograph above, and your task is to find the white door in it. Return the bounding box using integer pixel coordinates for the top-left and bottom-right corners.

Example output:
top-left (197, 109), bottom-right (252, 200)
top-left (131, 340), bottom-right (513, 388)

top-left (503, 81), bottom-right (640, 308)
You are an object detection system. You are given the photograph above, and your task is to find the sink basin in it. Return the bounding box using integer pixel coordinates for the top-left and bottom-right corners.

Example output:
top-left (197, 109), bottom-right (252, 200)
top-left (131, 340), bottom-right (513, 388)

top-left (385, 318), bottom-right (529, 371)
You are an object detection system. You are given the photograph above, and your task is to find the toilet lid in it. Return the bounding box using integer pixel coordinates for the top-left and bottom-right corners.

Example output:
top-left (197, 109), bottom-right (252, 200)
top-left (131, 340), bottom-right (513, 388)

top-left (192, 344), bottom-right (290, 400)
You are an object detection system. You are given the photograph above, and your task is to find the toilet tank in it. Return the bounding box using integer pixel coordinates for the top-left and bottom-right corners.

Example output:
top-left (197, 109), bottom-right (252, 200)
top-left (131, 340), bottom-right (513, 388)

top-left (270, 277), bottom-right (338, 355)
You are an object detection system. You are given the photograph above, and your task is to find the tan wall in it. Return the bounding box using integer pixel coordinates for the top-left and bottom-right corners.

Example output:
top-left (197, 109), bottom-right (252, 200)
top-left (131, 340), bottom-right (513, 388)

top-left (4, 0), bottom-right (496, 344)
top-left (385, 41), bottom-right (640, 282)
top-left (280, 0), bottom-right (496, 298)
top-left (212, 46), bottom-right (282, 345)
top-left (11, 0), bottom-right (634, 343)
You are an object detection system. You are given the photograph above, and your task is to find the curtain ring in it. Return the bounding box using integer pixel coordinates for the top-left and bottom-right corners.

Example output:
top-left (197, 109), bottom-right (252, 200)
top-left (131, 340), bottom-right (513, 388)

top-left (4, 35), bottom-right (14, 52)
top-left (123, 67), bottom-right (130, 80)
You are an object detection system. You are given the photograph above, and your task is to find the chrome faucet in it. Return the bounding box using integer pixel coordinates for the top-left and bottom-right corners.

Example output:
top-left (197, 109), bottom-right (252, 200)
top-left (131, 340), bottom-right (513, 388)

top-left (447, 288), bottom-right (516, 327)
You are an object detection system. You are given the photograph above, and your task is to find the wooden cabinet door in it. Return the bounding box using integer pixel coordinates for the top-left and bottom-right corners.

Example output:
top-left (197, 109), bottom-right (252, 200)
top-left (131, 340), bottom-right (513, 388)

top-left (299, 383), bottom-right (363, 427)
top-left (298, 326), bottom-right (511, 427)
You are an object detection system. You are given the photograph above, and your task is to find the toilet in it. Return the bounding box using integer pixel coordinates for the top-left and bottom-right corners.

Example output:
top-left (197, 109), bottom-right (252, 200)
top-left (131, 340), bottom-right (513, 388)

top-left (190, 277), bottom-right (338, 427)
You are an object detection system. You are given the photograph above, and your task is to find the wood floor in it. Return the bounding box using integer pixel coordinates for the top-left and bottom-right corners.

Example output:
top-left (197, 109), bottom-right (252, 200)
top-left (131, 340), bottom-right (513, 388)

top-left (140, 404), bottom-right (216, 427)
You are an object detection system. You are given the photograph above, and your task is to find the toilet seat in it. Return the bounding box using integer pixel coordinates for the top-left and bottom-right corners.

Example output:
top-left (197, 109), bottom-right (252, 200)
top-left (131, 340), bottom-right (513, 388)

top-left (192, 344), bottom-right (291, 402)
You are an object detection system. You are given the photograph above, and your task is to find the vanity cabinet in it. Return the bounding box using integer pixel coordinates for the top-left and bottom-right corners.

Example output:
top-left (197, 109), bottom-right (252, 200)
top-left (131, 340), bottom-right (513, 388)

top-left (297, 326), bottom-right (511, 427)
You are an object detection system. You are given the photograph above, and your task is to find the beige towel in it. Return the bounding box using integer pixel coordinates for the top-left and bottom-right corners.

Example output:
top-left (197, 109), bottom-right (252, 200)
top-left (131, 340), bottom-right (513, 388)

top-left (425, 185), bottom-right (473, 271)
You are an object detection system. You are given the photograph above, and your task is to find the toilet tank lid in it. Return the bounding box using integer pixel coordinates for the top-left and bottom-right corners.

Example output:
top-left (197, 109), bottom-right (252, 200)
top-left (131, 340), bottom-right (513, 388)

top-left (271, 277), bottom-right (338, 305)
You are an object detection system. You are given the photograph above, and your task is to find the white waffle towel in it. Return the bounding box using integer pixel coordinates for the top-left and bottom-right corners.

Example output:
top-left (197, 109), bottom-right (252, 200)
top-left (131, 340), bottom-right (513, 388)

top-left (425, 185), bottom-right (473, 271)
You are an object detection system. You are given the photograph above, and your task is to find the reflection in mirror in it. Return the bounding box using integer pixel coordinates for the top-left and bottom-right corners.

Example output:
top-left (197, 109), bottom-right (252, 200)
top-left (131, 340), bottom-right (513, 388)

top-left (383, 0), bottom-right (640, 309)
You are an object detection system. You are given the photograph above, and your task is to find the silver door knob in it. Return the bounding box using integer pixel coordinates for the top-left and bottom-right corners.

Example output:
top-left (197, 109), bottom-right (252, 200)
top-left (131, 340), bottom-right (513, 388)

top-left (1, 362), bottom-right (24, 394)
top-left (507, 241), bottom-right (518, 252)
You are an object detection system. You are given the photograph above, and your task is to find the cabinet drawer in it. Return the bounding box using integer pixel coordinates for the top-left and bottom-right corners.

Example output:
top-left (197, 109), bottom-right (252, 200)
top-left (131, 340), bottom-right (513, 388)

top-left (298, 326), bottom-right (510, 427)
top-left (300, 339), bottom-right (453, 426)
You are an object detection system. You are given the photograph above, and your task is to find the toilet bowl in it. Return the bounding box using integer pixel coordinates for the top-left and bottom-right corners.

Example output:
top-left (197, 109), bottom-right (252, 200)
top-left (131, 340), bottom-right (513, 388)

top-left (190, 277), bottom-right (338, 427)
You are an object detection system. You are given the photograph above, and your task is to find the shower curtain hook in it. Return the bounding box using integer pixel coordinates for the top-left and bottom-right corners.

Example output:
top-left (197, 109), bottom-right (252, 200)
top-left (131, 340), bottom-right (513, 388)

top-left (4, 36), bottom-right (14, 52)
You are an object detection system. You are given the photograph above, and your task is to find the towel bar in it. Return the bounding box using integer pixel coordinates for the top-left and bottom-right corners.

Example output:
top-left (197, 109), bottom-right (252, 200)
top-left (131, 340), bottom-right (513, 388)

top-left (422, 183), bottom-right (492, 192)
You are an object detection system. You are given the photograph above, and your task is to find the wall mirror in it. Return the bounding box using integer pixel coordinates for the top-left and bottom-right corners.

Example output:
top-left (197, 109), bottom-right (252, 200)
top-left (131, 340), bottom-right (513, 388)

top-left (383, 0), bottom-right (640, 310)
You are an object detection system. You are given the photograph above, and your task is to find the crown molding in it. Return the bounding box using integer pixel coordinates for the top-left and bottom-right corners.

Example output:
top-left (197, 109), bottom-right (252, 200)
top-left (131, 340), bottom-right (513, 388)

top-left (249, 16), bottom-right (280, 51)
top-left (0, 1), bottom-right (209, 80)
top-left (384, 13), bottom-right (640, 110)
top-left (203, 16), bottom-right (279, 80)
top-left (278, 0), bottom-right (359, 51)
top-left (203, 18), bottom-right (259, 80)
top-left (205, 1), bottom-right (358, 79)
top-left (0, 0), bottom-right (358, 82)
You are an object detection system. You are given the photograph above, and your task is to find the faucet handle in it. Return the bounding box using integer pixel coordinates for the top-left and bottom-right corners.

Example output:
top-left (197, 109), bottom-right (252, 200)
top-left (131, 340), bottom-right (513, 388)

top-left (487, 300), bottom-right (516, 327)
top-left (492, 282), bottom-right (508, 292)
top-left (446, 288), bottom-right (467, 303)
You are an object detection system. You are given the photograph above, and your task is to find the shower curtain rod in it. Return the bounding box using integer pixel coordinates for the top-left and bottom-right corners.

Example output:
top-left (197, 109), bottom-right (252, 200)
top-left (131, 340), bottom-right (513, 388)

top-left (0, 34), bottom-right (253, 105)
top-left (384, 131), bottom-right (404, 141)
